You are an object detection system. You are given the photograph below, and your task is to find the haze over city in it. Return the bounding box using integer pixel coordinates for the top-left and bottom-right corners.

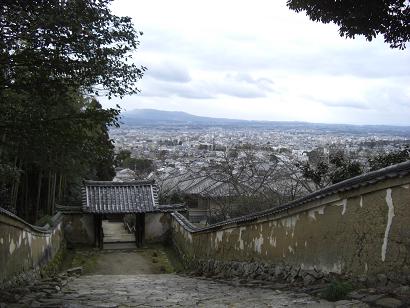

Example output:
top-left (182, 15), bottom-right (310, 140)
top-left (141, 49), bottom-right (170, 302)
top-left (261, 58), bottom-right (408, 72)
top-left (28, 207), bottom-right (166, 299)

top-left (100, 0), bottom-right (410, 126)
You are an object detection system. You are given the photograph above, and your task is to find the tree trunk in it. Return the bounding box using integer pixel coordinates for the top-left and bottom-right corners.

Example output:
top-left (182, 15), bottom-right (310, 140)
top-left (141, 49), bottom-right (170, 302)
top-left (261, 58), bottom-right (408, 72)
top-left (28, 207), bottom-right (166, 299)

top-left (51, 172), bottom-right (57, 214)
top-left (24, 171), bottom-right (29, 221)
top-left (57, 174), bottom-right (63, 204)
top-left (47, 170), bottom-right (52, 215)
top-left (34, 171), bottom-right (43, 223)
top-left (10, 157), bottom-right (20, 213)
top-left (0, 133), bottom-right (5, 158)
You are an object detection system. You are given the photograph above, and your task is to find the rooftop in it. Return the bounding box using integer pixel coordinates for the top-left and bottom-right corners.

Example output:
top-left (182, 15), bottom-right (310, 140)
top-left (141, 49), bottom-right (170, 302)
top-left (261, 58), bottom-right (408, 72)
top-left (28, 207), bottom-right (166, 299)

top-left (82, 180), bottom-right (159, 214)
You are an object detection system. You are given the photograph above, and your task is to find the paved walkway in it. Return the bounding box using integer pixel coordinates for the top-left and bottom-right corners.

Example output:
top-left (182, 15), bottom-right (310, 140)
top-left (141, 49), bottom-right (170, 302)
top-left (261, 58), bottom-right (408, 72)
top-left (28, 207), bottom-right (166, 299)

top-left (2, 250), bottom-right (369, 307)
top-left (26, 274), bottom-right (338, 307)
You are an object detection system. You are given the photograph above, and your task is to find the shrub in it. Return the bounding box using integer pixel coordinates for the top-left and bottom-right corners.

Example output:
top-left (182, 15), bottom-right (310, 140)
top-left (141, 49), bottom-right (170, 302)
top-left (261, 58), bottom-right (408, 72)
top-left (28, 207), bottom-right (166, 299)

top-left (36, 215), bottom-right (54, 227)
top-left (322, 281), bottom-right (354, 301)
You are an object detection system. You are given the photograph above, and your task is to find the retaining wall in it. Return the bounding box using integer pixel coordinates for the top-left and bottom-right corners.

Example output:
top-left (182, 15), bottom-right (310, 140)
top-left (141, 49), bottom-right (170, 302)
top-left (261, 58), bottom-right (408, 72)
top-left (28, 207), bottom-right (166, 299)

top-left (0, 209), bottom-right (63, 287)
top-left (171, 162), bottom-right (410, 285)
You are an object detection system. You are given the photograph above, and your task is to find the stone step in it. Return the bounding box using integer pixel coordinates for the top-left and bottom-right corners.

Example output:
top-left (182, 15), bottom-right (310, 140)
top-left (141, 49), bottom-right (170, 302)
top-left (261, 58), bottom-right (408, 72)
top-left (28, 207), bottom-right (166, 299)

top-left (104, 232), bottom-right (134, 237)
top-left (104, 234), bottom-right (135, 242)
top-left (102, 242), bottom-right (137, 250)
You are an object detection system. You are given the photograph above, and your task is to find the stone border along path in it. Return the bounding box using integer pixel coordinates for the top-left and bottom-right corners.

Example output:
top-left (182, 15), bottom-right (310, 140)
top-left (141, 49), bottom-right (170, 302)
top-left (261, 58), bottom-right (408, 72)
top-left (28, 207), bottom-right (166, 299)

top-left (1, 273), bottom-right (372, 307)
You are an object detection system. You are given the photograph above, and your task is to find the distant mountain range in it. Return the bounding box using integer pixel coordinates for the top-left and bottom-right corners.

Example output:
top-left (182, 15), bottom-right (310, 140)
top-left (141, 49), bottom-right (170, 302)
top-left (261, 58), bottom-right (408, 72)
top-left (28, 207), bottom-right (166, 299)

top-left (121, 108), bottom-right (268, 126)
top-left (121, 109), bottom-right (410, 136)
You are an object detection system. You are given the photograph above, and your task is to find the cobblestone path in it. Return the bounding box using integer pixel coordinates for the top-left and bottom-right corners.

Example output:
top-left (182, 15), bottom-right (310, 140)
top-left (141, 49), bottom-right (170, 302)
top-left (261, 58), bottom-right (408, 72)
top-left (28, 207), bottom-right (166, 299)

top-left (19, 274), bottom-right (367, 307)
top-left (1, 249), bottom-right (370, 307)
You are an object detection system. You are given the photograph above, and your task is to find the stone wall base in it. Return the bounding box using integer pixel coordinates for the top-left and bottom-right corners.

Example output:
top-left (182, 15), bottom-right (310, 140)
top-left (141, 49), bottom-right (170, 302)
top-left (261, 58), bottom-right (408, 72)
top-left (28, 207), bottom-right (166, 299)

top-left (181, 258), bottom-right (410, 290)
top-left (185, 258), bottom-right (333, 286)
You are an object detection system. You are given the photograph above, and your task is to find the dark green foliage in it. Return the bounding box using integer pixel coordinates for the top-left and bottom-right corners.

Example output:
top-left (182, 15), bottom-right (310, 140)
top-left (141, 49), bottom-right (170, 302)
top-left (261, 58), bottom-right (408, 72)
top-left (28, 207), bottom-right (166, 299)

top-left (297, 150), bottom-right (364, 191)
top-left (321, 281), bottom-right (354, 301)
top-left (300, 161), bottom-right (329, 187)
top-left (0, 0), bottom-right (143, 221)
top-left (287, 0), bottom-right (409, 49)
top-left (1, 90), bottom-right (119, 220)
top-left (369, 146), bottom-right (410, 171)
top-left (0, 0), bottom-right (145, 98)
top-left (114, 150), bottom-right (154, 177)
top-left (123, 158), bottom-right (153, 174)
top-left (160, 192), bottom-right (184, 205)
top-left (115, 150), bottom-right (133, 166)
top-left (329, 154), bottom-right (363, 184)
top-left (36, 215), bottom-right (54, 227)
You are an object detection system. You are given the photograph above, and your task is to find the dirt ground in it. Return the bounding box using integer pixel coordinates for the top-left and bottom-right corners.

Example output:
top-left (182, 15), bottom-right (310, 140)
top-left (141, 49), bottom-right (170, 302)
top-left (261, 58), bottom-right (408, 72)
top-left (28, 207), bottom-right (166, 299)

top-left (62, 246), bottom-right (178, 275)
top-left (92, 250), bottom-right (157, 274)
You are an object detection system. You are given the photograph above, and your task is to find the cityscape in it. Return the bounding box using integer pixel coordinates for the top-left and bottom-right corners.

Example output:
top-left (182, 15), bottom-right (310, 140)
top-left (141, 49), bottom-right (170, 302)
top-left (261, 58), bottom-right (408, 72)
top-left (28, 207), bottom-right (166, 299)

top-left (2, 1), bottom-right (410, 307)
top-left (110, 109), bottom-right (410, 223)
top-left (112, 109), bottom-right (410, 179)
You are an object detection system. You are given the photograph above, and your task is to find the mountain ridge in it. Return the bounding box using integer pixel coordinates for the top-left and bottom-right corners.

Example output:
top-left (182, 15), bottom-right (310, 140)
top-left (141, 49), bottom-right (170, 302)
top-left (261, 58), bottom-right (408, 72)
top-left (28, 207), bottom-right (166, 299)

top-left (121, 108), bottom-right (410, 135)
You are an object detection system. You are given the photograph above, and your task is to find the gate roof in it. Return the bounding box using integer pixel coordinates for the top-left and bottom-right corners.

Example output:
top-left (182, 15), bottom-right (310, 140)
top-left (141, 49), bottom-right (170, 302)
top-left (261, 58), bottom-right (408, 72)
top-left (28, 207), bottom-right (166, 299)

top-left (82, 180), bottom-right (159, 214)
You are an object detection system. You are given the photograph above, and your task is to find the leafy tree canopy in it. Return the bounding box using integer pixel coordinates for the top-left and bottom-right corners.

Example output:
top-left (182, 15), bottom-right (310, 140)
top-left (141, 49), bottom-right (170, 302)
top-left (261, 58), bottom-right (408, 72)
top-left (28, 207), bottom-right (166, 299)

top-left (369, 146), bottom-right (410, 171)
top-left (114, 150), bottom-right (154, 177)
top-left (297, 150), bottom-right (363, 191)
top-left (287, 0), bottom-right (409, 49)
top-left (115, 149), bottom-right (132, 166)
top-left (0, 0), bottom-right (146, 98)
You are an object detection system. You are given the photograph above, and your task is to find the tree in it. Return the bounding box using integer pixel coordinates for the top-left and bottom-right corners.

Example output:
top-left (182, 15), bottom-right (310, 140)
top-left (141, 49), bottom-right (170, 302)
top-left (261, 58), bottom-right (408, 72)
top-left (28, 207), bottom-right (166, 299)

top-left (368, 146), bottom-right (410, 171)
top-left (0, 0), bottom-right (146, 99)
top-left (114, 150), bottom-right (154, 178)
top-left (191, 149), bottom-right (304, 221)
top-left (294, 150), bottom-right (363, 192)
top-left (0, 90), bottom-right (120, 221)
top-left (287, 0), bottom-right (409, 49)
top-left (115, 150), bottom-right (133, 166)
top-left (0, 0), bottom-right (143, 222)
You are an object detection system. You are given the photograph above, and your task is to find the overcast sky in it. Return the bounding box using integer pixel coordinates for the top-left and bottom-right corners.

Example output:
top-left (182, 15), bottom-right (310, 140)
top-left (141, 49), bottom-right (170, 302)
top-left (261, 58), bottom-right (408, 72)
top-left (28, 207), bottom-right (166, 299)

top-left (100, 0), bottom-right (410, 126)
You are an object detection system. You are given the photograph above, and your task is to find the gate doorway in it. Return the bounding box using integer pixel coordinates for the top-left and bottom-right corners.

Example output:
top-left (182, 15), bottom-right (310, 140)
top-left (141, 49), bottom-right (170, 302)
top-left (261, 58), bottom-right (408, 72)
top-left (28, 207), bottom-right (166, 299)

top-left (94, 213), bottom-right (146, 249)
top-left (82, 180), bottom-right (159, 249)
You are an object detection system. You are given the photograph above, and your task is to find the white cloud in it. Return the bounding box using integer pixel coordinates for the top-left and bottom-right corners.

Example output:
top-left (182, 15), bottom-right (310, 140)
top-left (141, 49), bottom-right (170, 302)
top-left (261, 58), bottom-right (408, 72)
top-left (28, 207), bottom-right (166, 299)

top-left (138, 72), bottom-right (274, 99)
top-left (147, 61), bottom-right (192, 83)
top-left (102, 0), bottom-right (410, 126)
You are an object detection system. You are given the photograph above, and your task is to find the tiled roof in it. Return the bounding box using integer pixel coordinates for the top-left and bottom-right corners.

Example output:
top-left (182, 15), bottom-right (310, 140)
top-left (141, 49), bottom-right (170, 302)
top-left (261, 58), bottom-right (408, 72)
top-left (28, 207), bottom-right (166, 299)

top-left (82, 180), bottom-right (159, 213)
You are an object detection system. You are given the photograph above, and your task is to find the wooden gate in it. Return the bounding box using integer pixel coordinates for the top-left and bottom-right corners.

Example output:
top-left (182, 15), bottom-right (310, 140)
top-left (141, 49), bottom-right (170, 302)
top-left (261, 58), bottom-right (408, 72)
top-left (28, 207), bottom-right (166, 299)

top-left (135, 213), bottom-right (145, 247)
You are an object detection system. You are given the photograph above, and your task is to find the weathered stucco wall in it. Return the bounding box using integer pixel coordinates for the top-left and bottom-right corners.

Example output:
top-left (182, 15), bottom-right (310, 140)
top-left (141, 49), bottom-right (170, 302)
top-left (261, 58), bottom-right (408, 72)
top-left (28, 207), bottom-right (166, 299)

top-left (145, 213), bottom-right (171, 243)
top-left (63, 213), bottom-right (95, 247)
top-left (171, 171), bottom-right (410, 284)
top-left (0, 209), bottom-right (63, 287)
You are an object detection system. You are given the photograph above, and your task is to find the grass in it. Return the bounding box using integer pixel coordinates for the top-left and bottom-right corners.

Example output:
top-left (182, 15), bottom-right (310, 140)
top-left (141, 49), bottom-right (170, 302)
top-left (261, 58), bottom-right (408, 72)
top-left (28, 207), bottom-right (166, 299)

top-left (61, 248), bottom-right (99, 274)
top-left (139, 243), bottom-right (184, 274)
top-left (139, 246), bottom-right (174, 273)
top-left (60, 244), bottom-right (184, 275)
top-left (155, 244), bottom-right (185, 273)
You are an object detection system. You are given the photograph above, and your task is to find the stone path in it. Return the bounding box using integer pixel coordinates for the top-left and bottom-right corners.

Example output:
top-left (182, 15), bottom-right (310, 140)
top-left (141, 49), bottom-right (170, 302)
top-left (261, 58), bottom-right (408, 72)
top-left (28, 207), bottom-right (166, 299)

top-left (4, 274), bottom-right (371, 307)
top-left (0, 249), bottom-right (373, 307)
